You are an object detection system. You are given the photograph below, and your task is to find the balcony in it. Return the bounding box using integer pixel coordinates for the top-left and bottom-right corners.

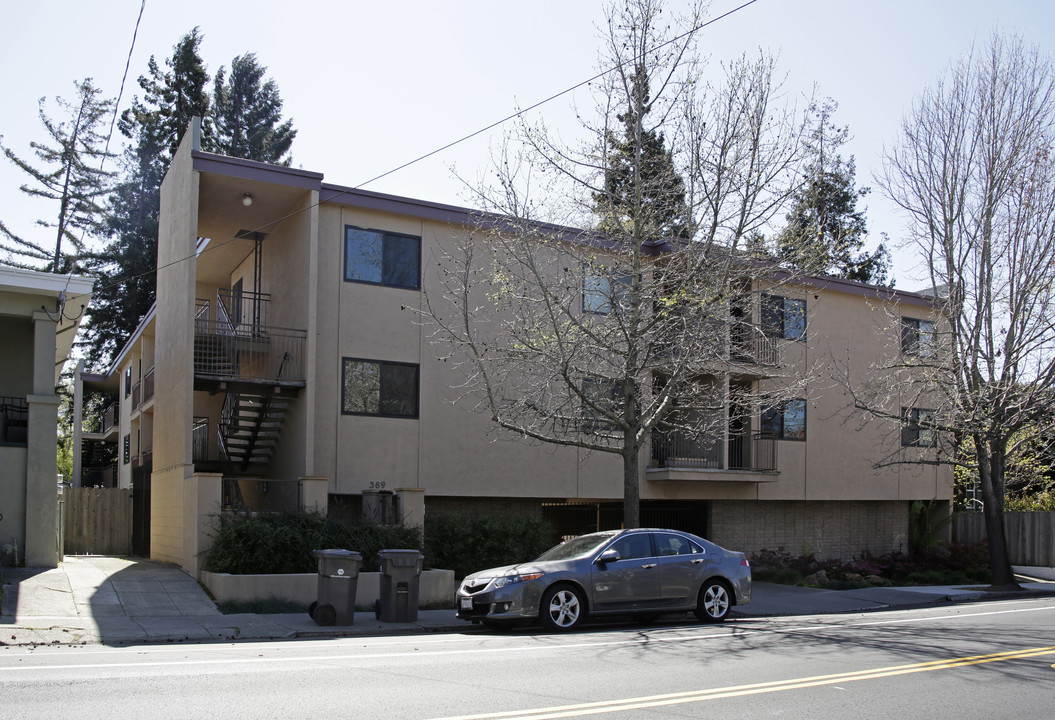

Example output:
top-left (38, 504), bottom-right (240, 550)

top-left (194, 293), bottom-right (306, 389)
top-left (648, 430), bottom-right (778, 480)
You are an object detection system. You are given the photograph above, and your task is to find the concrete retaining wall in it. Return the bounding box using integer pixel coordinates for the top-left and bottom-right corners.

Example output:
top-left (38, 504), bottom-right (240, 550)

top-left (200, 569), bottom-right (456, 609)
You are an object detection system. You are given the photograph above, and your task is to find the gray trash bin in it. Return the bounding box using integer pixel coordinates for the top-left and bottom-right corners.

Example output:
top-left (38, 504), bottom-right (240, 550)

top-left (310, 549), bottom-right (362, 626)
top-left (377, 549), bottom-right (424, 622)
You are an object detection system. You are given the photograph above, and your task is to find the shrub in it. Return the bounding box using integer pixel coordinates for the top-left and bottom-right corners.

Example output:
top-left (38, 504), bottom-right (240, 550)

top-left (201, 511), bottom-right (422, 574)
top-left (424, 512), bottom-right (557, 579)
top-left (749, 542), bottom-right (990, 589)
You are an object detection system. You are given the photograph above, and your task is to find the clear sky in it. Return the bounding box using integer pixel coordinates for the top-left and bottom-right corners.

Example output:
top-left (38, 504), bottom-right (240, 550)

top-left (3, 0), bottom-right (1055, 288)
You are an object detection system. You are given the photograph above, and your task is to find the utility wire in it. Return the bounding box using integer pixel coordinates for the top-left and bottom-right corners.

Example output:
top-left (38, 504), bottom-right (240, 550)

top-left (94, 0), bottom-right (760, 295)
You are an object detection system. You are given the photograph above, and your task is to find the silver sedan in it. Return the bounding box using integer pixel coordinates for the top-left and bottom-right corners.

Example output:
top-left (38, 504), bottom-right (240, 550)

top-left (456, 528), bottom-right (751, 631)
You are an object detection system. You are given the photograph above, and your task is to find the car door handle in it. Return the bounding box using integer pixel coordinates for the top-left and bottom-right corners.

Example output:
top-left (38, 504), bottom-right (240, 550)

top-left (690, 559), bottom-right (705, 564)
top-left (641, 563), bottom-right (657, 569)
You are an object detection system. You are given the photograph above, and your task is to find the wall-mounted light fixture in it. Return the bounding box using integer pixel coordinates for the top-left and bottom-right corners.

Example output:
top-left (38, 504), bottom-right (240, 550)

top-left (242, 193), bottom-right (253, 207)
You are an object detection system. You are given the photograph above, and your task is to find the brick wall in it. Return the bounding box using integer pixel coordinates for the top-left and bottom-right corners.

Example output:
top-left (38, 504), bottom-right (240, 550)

top-left (708, 500), bottom-right (911, 560)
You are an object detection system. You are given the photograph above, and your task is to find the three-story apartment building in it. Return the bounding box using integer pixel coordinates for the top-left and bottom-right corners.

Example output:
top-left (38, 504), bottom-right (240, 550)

top-left (75, 120), bottom-right (950, 576)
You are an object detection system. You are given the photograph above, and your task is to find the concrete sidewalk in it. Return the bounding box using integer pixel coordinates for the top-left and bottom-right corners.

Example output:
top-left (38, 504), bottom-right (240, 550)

top-left (2, 557), bottom-right (1053, 647)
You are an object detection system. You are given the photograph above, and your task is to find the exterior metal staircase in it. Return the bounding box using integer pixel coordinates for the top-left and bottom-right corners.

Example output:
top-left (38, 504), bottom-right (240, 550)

top-left (219, 391), bottom-right (291, 472)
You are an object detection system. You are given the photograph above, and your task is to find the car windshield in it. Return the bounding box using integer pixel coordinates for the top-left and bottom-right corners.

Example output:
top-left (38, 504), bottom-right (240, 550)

top-left (535, 531), bottom-right (620, 562)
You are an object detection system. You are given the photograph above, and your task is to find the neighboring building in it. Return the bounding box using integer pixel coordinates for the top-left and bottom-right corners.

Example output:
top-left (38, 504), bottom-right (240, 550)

top-left (0, 267), bottom-right (93, 567)
top-left (74, 120), bottom-right (951, 576)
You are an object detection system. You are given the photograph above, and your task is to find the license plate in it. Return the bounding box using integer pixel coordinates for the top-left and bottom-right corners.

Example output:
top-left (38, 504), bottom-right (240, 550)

top-left (460, 596), bottom-right (473, 611)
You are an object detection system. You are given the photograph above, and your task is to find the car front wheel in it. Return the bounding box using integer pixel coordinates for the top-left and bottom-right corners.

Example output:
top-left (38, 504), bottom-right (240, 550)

top-left (695, 580), bottom-right (731, 623)
top-left (541, 585), bottom-right (586, 631)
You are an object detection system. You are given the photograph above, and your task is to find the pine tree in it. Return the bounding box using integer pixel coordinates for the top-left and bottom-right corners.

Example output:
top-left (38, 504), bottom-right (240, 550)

top-left (0, 78), bottom-right (115, 272)
top-left (778, 101), bottom-right (891, 285)
top-left (81, 30), bottom-right (210, 367)
top-left (594, 65), bottom-right (692, 240)
top-left (212, 53), bottom-right (296, 165)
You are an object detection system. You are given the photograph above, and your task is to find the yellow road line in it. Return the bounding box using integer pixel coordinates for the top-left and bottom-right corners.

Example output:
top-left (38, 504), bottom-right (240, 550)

top-left (432, 646), bottom-right (1055, 720)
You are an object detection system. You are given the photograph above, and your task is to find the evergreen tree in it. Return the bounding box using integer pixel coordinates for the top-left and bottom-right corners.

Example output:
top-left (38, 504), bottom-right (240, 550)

top-left (0, 78), bottom-right (115, 272)
top-left (212, 53), bottom-right (296, 165)
top-left (81, 29), bottom-right (210, 367)
top-left (778, 102), bottom-right (891, 285)
top-left (594, 65), bottom-right (692, 240)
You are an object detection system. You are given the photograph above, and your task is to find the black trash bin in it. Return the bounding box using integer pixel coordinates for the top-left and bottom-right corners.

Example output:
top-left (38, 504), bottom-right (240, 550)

top-left (309, 549), bottom-right (362, 626)
top-left (377, 549), bottom-right (423, 622)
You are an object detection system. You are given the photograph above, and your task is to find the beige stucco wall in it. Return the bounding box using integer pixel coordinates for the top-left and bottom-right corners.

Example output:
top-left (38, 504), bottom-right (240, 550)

top-left (0, 445), bottom-right (28, 564)
top-left (749, 283), bottom-right (953, 505)
top-left (310, 204), bottom-right (620, 503)
top-left (152, 119), bottom-right (201, 568)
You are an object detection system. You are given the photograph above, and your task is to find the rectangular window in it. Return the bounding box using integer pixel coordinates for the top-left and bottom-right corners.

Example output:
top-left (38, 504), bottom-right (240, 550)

top-left (342, 358), bottom-right (419, 418)
top-left (902, 407), bottom-right (935, 447)
top-left (583, 268), bottom-right (632, 314)
top-left (124, 366), bottom-right (132, 398)
top-left (761, 399), bottom-right (806, 440)
top-left (901, 317), bottom-right (935, 357)
top-left (344, 226), bottom-right (421, 290)
top-left (581, 376), bottom-right (623, 431)
top-left (762, 295), bottom-right (806, 341)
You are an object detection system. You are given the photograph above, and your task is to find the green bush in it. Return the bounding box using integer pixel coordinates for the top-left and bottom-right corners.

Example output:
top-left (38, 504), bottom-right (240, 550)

top-left (201, 511), bottom-right (423, 574)
top-left (424, 512), bottom-right (557, 579)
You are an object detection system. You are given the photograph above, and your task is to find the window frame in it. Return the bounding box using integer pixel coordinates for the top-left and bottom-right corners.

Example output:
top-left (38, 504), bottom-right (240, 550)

top-left (343, 225), bottom-right (422, 291)
top-left (901, 407), bottom-right (936, 447)
top-left (761, 398), bottom-right (807, 441)
top-left (583, 267), bottom-right (632, 315)
top-left (341, 357), bottom-right (420, 419)
top-left (581, 376), bottom-right (624, 432)
top-left (901, 317), bottom-right (936, 358)
top-left (762, 294), bottom-right (807, 341)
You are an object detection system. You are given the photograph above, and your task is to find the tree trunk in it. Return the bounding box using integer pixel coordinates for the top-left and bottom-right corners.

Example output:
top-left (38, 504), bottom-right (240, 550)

top-left (977, 440), bottom-right (1020, 589)
top-left (623, 448), bottom-right (640, 528)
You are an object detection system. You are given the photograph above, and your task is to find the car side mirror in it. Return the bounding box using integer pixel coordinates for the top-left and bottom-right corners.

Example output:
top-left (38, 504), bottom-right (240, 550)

top-left (595, 548), bottom-right (620, 565)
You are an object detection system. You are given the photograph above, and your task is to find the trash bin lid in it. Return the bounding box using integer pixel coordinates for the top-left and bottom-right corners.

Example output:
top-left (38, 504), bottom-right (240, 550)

top-left (377, 549), bottom-right (423, 557)
top-left (313, 549), bottom-right (363, 559)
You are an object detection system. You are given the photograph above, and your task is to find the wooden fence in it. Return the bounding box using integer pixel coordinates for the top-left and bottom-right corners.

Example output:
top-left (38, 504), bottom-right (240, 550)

top-left (60, 487), bottom-right (133, 555)
top-left (952, 511), bottom-right (1055, 567)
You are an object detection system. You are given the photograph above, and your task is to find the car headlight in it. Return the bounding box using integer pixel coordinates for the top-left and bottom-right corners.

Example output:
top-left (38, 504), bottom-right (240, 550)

top-left (493, 572), bottom-right (543, 589)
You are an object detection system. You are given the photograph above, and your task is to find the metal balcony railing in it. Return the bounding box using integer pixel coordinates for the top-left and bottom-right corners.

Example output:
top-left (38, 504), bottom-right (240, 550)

top-left (194, 297), bottom-right (306, 384)
top-left (192, 417), bottom-right (209, 462)
top-left (97, 402), bottom-right (117, 434)
top-left (650, 431), bottom-right (777, 472)
top-left (143, 366), bottom-right (155, 403)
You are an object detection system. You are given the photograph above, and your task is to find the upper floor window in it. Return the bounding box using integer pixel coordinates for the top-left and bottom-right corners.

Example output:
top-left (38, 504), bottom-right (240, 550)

top-left (761, 398), bottom-right (806, 440)
top-left (342, 358), bottom-right (419, 418)
top-left (581, 376), bottom-right (623, 431)
top-left (901, 407), bottom-right (936, 447)
top-left (762, 294), bottom-right (806, 341)
top-left (124, 366), bottom-right (132, 398)
top-left (344, 226), bottom-right (421, 290)
top-left (901, 317), bottom-right (935, 357)
top-left (583, 269), bottom-right (632, 314)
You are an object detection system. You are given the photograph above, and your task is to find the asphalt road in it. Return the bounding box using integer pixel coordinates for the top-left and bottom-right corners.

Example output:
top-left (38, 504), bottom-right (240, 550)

top-left (2, 598), bottom-right (1054, 719)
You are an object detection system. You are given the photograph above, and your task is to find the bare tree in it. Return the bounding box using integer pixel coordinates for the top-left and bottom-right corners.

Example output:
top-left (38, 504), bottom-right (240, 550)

top-left (869, 33), bottom-right (1055, 588)
top-left (425, 0), bottom-right (808, 527)
top-left (0, 78), bottom-right (115, 272)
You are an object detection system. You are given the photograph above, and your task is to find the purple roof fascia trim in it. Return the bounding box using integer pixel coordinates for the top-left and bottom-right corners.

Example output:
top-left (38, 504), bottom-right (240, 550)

top-left (319, 184), bottom-right (600, 245)
top-left (192, 151), bottom-right (323, 191)
top-left (777, 270), bottom-right (936, 308)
